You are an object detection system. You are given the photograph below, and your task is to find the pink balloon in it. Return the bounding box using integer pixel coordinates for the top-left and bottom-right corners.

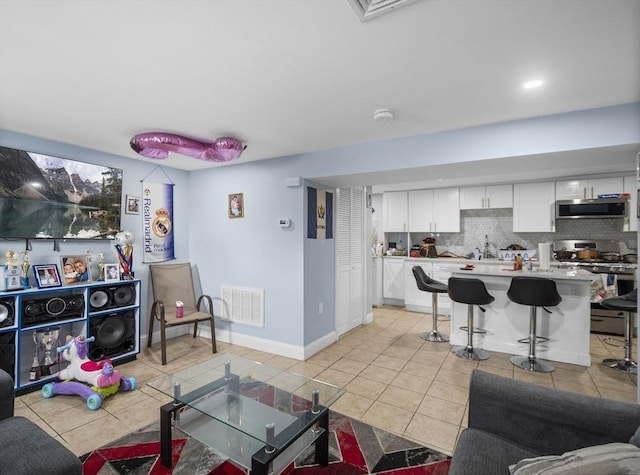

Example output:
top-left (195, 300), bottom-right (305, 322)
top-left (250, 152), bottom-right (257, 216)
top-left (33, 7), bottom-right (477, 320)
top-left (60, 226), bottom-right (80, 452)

top-left (130, 133), bottom-right (245, 162)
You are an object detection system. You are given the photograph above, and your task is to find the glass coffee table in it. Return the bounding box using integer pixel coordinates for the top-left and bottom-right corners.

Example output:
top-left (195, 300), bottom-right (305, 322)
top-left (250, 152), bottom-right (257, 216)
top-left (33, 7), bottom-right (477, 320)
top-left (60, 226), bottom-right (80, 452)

top-left (147, 353), bottom-right (345, 474)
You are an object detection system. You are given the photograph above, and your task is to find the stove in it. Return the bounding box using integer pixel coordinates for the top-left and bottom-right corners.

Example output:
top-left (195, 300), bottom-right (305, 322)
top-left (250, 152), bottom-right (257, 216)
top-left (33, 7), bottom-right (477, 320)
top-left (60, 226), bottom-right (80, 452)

top-left (553, 240), bottom-right (637, 336)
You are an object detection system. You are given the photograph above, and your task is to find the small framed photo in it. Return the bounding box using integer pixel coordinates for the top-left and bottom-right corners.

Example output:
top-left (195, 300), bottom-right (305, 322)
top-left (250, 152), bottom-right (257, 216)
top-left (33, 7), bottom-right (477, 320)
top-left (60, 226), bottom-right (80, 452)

top-left (125, 194), bottom-right (140, 215)
top-left (33, 264), bottom-right (62, 289)
top-left (104, 263), bottom-right (120, 282)
top-left (60, 255), bottom-right (89, 285)
top-left (228, 192), bottom-right (244, 218)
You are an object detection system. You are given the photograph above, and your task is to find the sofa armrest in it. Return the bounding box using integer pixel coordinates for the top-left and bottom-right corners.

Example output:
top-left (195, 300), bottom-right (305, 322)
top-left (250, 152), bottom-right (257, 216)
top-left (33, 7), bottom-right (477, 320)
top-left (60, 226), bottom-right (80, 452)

top-left (0, 368), bottom-right (15, 421)
top-left (468, 370), bottom-right (640, 455)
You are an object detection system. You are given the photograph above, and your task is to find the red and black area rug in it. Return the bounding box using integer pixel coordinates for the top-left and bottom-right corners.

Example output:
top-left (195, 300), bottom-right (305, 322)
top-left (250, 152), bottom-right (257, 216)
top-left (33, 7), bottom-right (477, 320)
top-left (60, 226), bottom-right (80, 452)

top-left (81, 410), bottom-right (450, 474)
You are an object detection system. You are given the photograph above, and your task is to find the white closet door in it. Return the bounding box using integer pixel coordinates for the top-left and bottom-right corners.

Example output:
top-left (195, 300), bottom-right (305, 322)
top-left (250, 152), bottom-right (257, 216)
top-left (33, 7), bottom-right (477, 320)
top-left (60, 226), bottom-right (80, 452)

top-left (336, 187), bottom-right (365, 336)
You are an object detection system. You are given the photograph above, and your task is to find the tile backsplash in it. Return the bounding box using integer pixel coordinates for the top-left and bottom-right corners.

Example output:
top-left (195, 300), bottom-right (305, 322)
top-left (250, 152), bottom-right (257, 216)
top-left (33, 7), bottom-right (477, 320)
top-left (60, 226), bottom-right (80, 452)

top-left (398, 209), bottom-right (637, 258)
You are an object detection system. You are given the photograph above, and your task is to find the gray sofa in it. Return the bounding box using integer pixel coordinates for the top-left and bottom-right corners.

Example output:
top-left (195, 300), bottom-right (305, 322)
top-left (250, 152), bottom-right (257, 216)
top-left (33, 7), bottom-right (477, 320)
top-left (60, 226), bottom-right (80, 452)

top-left (0, 368), bottom-right (82, 475)
top-left (449, 370), bottom-right (640, 475)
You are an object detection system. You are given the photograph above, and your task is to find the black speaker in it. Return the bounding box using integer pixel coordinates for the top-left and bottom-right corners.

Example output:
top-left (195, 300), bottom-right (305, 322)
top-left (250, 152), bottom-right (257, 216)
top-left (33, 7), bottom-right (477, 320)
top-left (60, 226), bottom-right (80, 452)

top-left (89, 310), bottom-right (136, 361)
top-left (22, 295), bottom-right (84, 327)
top-left (0, 298), bottom-right (15, 328)
top-left (0, 332), bottom-right (15, 377)
top-left (89, 284), bottom-right (136, 312)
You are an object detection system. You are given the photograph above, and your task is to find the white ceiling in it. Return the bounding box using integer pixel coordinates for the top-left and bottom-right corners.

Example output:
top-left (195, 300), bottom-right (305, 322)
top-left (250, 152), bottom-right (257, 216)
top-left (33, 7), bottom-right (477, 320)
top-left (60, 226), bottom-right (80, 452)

top-left (1, 0), bottom-right (639, 187)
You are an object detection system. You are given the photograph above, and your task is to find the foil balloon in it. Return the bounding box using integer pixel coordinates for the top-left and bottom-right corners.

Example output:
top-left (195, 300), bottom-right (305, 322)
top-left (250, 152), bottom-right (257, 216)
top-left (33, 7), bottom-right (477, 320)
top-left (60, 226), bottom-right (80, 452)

top-left (130, 132), bottom-right (245, 162)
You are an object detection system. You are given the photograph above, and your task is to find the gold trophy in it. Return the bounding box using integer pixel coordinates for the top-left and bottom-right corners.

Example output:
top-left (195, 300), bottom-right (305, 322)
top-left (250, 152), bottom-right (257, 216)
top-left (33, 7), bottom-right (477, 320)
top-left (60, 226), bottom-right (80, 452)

top-left (4, 251), bottom-right (22, 290)
top-left (20, 251), bottom-right (30, 288)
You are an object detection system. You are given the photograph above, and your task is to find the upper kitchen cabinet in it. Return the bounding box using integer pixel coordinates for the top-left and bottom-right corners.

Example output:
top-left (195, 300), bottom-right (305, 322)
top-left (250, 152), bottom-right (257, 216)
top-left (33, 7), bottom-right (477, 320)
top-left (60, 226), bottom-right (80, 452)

top-left (383, 191), bottom-right (408, 232)
top-left (459, 185), bottom-right (513, 210)
top-left (513, 181), bottom-right (556, 232)
top-left (555, 177), bottom-right (623, 200)
top-left (623, 175), bottom-right (637, 232)
top-left (408, 188), bottom-right (460, 233)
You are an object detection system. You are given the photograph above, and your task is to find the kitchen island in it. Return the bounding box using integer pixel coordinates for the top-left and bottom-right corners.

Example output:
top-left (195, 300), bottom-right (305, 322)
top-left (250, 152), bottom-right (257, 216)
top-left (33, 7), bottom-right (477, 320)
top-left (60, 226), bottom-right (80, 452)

top-left (445, 265), bottom-right (594, 366)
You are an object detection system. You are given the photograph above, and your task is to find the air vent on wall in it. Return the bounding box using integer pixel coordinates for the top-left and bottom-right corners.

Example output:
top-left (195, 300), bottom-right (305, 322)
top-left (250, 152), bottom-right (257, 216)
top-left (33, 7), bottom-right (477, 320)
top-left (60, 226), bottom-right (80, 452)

top-left (346, 0), bottom-right (422, 22)
top-left (221, 286), bottom-right (264, 327)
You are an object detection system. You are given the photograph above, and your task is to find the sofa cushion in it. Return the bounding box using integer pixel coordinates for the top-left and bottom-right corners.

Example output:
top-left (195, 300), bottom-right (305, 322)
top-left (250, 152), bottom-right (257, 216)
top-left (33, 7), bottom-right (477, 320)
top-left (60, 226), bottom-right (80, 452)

top-left (448, 428), bottom-right (539, 475)
top-left (630, 425), bottom-right (640, 448)
top-left (0, 416), bottom-right (82, 474)
top-left (509, 442), bottom-right (640, 475)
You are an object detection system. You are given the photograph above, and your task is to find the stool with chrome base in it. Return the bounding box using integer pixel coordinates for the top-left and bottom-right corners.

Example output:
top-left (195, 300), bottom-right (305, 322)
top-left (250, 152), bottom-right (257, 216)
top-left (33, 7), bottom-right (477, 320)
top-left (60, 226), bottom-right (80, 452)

top-left (412, 266), bottom-right (448, 342)
top-left (507, 276), bottom-right (561, 373)
top-left (448, 277), bottom-right (494, 360)
top-left (601, 289), bottom-right (637, 374)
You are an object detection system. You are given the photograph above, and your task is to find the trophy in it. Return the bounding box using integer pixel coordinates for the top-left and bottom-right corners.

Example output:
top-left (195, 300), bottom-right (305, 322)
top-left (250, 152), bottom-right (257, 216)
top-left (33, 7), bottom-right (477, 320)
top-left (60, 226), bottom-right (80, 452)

top-left (4, 251), bottom-right (22, 290)
top-left (85, 249), bottom-right (94, 283)
top-left (97, 252), bottom-right (105, 281)
top-left (32, 327), bottom-right (61, 377)
top-left (20, 250), bottom-right (30, 288)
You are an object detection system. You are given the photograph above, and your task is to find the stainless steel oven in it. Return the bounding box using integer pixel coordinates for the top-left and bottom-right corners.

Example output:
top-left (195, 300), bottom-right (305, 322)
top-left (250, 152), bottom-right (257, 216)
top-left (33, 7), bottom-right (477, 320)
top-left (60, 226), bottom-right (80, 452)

top-left (553, 240), bottom-right (637, 336)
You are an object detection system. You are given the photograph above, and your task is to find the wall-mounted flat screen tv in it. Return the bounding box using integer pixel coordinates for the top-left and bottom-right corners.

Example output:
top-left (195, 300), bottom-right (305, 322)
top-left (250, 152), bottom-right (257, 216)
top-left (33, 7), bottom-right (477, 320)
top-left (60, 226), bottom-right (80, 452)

top-left (0, 145), bottom-right (122, 239)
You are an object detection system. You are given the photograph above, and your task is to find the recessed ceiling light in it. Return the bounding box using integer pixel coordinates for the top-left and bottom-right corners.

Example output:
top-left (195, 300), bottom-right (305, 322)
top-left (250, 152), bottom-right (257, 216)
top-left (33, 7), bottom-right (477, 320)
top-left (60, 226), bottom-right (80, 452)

top-left (523, 79), bottom-right (544, 89)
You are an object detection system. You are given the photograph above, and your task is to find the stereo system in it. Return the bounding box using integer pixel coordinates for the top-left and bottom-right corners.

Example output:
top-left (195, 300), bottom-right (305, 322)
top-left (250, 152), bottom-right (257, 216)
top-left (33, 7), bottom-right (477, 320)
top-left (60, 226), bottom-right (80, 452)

top-left (21, 295), bottom-right (85, 327)
top-left (89, 284), bottom-right (136, 312)
top-left (0, 298), bottom-right (15, 329)
top-left (89, 310), bottom-right (136, 361)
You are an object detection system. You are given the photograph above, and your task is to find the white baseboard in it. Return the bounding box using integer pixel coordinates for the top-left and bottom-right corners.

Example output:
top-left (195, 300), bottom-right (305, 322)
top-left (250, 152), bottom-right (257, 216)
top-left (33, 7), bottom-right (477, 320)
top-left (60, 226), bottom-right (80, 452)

top-left (141, 326), bottom-right (339, 361)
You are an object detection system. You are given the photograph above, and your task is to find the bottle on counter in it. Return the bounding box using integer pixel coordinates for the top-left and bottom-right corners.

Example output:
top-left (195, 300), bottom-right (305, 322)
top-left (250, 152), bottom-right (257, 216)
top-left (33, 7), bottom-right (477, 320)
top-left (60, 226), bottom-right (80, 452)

top-left (513, 255), bottom-right (518, 270)
top-left (516, 253), bottom-right (523, 270)
top-left (527, 257), bottom-right (533, 271)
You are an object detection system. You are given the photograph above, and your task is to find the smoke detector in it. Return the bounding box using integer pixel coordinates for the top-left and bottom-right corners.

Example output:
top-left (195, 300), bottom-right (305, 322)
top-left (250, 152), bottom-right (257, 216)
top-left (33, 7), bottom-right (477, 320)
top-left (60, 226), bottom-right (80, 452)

top-left (373, 108), bottom-right (394, 122)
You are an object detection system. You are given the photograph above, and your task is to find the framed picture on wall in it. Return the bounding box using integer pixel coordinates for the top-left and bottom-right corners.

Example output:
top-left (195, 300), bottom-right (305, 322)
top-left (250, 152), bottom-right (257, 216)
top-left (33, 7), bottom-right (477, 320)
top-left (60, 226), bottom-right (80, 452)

top-left (33, 264), bottom-right (62, 289)
top-left (228, 193), bottom-right (244, 218)
top-left (125, 195), bottom-right (140, 215)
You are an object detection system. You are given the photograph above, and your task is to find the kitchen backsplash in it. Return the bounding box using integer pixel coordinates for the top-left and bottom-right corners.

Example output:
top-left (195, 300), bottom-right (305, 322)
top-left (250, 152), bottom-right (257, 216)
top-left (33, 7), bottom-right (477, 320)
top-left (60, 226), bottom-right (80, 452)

top-left (405, 209), bottom-right (637, 257)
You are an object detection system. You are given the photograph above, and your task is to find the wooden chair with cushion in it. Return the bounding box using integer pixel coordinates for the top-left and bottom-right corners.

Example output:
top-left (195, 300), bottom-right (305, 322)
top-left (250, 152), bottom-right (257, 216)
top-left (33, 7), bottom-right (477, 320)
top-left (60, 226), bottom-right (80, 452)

top-left (147, 262), bottom-right (216, 365)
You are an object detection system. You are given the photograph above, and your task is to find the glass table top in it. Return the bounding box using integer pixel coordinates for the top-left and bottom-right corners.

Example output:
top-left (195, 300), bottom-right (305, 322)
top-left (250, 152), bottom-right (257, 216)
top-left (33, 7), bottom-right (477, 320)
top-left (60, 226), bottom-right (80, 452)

top-left (147, 353), bottom-right (345, 450)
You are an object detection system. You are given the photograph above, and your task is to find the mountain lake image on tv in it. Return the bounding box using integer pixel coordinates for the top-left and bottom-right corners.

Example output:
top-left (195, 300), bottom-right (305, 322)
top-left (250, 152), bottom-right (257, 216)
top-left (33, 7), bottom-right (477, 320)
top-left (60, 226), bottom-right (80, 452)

top-left (0, 145), bottom-right (123, 239)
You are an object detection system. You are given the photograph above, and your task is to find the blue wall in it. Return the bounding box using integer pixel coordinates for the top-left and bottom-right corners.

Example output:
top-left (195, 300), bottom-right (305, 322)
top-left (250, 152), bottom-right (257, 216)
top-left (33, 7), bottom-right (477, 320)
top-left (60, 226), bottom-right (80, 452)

top-left (2, 102), bottom-right (639, 358)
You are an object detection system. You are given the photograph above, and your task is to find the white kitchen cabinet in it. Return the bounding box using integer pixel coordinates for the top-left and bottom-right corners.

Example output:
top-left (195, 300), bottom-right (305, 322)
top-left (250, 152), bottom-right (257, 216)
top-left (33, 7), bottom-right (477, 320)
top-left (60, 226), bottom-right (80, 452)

top-left (555, 177), bottom-right (623, 200)
top-left (408, 188), bottom-right (460, 233)
top-left (513, 181), bottom-right (556, 232)
top-left (460, 185), bottom-right (512, 210)
top-left (623, 175), bottom-right (637, 232)
top-left (382, 257), bottom-right (405, 302)
top-left (404, 261), bottom-right (431, 310)
top-left (383, 191), bottom-right (408, 232)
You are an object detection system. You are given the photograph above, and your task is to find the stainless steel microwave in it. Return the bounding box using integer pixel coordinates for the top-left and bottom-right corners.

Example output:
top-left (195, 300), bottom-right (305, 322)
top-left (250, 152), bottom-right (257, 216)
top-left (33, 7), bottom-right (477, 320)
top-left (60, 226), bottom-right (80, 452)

top-left (555, 198), bottom-right (627, 219)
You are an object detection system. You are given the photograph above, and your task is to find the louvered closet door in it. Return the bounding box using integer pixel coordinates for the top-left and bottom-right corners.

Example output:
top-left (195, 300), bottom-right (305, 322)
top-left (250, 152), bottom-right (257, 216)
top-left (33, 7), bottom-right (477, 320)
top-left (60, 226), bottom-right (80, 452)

top-left (335, 187), bottom-right (365, 336)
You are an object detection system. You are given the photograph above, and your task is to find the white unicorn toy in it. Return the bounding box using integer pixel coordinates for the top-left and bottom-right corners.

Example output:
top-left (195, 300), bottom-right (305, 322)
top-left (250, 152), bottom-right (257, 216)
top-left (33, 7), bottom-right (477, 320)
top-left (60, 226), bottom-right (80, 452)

top-left (57, 334), bottom-right (121, 388)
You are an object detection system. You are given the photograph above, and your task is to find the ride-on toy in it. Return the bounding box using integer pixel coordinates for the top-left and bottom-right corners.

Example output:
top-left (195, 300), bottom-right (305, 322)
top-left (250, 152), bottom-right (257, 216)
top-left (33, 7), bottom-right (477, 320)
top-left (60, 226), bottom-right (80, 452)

top-left (41, 334), bottom-right (136, 410)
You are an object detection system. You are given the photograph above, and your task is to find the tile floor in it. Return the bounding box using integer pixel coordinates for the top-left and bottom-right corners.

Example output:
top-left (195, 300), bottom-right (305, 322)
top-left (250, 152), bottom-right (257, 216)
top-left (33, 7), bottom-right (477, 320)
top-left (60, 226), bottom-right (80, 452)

top-left (14, 305), bottom-right (638, 458)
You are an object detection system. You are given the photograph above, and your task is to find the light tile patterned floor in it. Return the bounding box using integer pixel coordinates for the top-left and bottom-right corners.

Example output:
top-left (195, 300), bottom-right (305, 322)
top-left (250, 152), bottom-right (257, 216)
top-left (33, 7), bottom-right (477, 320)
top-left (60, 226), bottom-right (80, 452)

top-left (14, 305), bottom-right (638, 458)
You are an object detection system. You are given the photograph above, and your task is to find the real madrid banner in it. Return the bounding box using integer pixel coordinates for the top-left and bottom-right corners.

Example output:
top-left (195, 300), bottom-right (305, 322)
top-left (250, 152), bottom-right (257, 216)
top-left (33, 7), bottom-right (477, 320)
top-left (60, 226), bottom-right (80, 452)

top-left (307, 186), bottom-right (333, 239)
top-left (142, 181), bottom-right (175, 262)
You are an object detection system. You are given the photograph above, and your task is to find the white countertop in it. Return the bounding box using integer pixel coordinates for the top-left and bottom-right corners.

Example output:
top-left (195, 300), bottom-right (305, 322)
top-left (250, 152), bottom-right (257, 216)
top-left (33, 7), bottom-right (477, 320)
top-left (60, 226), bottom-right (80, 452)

top-left (446, 264), bottom-right (595, 281)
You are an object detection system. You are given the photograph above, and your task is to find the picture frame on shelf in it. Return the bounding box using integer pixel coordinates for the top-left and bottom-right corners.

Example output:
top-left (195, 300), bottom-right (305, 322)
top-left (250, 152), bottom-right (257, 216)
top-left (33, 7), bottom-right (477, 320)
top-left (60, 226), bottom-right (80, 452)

top-left (125, 194), bottom-right (140, 215)
top-left (228, 192), bottom-right (244, 218)
top-left (33, 264), bottom-right (62, 289)
top-left (60, 256), bottom-right (90, 285)
top-left (104, 263), bottom-right (120, 282)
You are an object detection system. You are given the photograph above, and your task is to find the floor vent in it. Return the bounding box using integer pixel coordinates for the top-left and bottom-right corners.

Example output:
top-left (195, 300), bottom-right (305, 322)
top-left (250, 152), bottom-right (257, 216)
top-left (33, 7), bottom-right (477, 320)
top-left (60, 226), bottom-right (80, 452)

top-left (221, 286), bottom-right (264, 327)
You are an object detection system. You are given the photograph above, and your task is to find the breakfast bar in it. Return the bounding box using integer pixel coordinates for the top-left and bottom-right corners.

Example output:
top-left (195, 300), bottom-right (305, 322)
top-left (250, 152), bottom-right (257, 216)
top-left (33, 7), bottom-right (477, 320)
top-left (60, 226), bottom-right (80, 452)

top-left (446, 266), bottom-right (595, 366)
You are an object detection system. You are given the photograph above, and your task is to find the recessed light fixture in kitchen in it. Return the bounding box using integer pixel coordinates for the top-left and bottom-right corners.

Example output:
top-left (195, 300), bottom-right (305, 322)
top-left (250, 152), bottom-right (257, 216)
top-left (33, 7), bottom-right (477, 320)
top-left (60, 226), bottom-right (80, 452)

top-left (523, 79), bottom-right (544, 89)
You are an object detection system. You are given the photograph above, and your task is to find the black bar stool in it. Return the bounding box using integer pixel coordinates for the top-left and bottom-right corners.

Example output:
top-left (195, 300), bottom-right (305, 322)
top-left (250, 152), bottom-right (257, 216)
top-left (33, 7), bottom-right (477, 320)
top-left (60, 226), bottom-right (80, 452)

top-left (412, 266), bottom-right (449, 342)
top-left (448, 277), bottom-right (494, 360)
top-left (601, 289), bottom-right (637, 374)
top-left (507, 276), bottom-right (562, 373)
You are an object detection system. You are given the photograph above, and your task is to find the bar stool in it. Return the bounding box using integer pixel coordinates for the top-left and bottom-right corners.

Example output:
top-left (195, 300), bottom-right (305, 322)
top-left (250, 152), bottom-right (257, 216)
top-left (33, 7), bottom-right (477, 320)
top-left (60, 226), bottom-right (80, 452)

top-left (412, 266), bottom-right (448, 342)
top-left (448, 277), bottom-right (494, 360)
top-left (507, 277), bottom-right (561, 373)
top-left (601, 289), bottom-right (637, 374)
